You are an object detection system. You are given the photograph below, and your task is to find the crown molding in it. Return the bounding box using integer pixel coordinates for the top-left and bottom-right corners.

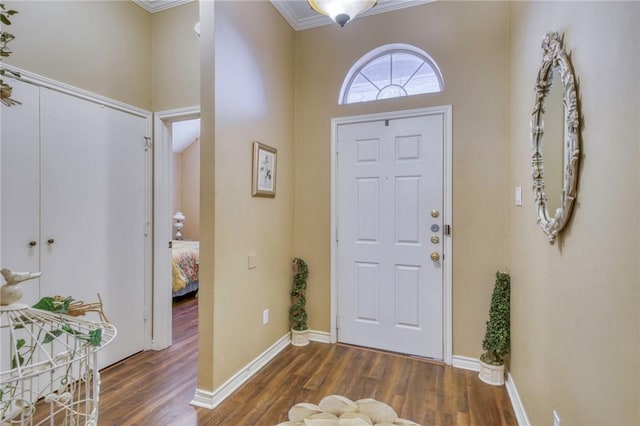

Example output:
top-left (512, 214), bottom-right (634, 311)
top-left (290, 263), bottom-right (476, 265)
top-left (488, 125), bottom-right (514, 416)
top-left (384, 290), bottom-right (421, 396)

top-left (132, 0), bottom-right (194, 14)
top-left (270, 1), bottom-right (330, 31)
top-left (131, 1), bottom-right (432, 27)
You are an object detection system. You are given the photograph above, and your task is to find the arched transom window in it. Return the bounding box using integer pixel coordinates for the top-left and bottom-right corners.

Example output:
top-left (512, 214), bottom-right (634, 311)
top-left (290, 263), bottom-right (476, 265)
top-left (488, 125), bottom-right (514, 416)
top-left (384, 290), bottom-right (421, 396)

top-left (340, 44), bottom-right (444, 105)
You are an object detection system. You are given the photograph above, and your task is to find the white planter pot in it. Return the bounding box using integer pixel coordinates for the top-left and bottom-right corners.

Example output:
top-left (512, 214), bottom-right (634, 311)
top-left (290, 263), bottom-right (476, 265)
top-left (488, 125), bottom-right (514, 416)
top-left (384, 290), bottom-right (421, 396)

top-left (291, 328), bottom-right (310, 347)
top-left (478, 360), bottom-right (505, 386)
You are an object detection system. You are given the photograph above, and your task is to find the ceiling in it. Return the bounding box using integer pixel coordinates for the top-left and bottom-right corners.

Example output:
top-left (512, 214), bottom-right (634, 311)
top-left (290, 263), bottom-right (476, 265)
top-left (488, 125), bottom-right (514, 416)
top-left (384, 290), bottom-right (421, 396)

top-left (172, 119), bottom-right (200, 153)
top-left (133, 0), bottom-right (432, 31)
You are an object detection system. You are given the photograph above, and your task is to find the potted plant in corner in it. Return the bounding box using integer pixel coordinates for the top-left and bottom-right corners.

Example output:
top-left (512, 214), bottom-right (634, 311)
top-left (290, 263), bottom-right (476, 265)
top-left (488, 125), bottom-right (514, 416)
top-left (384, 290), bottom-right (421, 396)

top-left (290, 257), bottom-right (309, 346)
top-left (1, 2), bottom-right (21, 106)
top-left (479, 271), bottom-right (511, 386)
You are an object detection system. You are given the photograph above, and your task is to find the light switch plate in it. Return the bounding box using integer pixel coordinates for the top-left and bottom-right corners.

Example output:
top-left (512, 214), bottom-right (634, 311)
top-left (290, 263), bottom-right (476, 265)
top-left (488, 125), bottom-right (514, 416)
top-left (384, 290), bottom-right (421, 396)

top-left (515, 185), bottom-right (522, 206)
top-left (248, 254), bottom-right (257, 269)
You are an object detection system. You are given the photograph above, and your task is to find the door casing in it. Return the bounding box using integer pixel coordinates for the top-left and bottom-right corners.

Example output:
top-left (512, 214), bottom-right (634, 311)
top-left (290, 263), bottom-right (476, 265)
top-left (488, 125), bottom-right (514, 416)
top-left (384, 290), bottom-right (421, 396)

top-left (330, 105), bottom-right (453, 364)
top-left (152, 106), bottom-right (201, 350)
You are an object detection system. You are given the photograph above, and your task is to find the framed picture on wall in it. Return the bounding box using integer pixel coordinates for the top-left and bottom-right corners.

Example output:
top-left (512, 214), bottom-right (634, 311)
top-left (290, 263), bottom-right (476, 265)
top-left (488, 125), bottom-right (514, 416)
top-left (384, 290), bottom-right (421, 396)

top-left (252, 141), bottom-right (277, 198)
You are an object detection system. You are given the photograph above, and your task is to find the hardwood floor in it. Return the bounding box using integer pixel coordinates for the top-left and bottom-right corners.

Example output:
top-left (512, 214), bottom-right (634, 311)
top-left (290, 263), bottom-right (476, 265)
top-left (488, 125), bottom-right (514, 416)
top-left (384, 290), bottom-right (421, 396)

top-left (98, 295), bottom-right (516, 425)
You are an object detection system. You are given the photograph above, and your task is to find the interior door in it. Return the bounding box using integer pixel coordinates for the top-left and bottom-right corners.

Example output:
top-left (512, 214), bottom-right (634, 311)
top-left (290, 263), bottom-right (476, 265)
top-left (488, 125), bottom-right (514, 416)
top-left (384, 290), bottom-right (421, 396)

top-left (39, 88), bottom-right (148, 368)
top-left (337, 113), bottom-right (445, 359)
top-left (1, 79), bottom-right (42, 304)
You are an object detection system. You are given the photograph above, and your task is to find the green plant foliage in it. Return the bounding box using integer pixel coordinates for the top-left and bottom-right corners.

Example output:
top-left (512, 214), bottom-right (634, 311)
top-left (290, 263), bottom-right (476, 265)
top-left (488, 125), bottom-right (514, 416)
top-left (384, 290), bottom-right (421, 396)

top-left (289, 257), bottom-right (309, 331)
top-left (31, 296), bottom-right (104, 347)
top-left (11, 354), bottom-right (24, 369)
top-left (0, 3), bottom-right (19, 92)
top-left (0, 3), bottom-right (17, 26)
top-left (33, 296), bottom-right (73, 314)
top-left (42, 329), bottom-right (63, 344)
top-left (480, 271), bottom-right (511, 366)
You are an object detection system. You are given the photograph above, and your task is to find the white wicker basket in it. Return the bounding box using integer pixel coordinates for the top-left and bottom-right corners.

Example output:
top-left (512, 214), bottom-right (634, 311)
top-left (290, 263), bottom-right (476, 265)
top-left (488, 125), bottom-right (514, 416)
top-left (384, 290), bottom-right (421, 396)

top-left (0, 302), bottom-right (116, 425)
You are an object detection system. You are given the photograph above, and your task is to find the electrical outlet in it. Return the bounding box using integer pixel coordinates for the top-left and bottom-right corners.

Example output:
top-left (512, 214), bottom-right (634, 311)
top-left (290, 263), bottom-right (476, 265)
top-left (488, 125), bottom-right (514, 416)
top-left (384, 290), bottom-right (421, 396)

top-left (515, 185), bottom-right (522, 206)
top-left (262, 309), bottom-right (269, 325)
top-left (553, 410), bottom-right (561, 426)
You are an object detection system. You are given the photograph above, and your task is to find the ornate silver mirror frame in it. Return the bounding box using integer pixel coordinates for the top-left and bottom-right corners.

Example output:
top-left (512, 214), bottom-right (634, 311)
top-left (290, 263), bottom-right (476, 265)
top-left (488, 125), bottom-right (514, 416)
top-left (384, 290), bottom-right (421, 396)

top-left (531, 32), bottom-right (581, 245)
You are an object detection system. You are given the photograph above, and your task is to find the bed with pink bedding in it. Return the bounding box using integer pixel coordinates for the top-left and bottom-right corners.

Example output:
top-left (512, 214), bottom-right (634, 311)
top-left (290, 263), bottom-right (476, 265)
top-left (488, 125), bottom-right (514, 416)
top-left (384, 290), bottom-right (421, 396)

top-left (172, 240), bottom-right (199, 297)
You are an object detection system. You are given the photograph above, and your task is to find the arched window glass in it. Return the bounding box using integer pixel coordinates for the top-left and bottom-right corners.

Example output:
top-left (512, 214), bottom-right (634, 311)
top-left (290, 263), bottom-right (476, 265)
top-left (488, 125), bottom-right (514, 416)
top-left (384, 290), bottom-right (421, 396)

top-left (340, 44), bottom-right (444, 105)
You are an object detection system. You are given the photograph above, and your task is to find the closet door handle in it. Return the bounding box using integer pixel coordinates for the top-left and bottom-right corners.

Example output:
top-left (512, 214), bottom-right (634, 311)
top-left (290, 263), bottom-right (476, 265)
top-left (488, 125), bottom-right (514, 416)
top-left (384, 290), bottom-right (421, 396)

top-left (28, 241), bottom-right (37, 247)
top-left (47, 238), bottom-right (55, 245)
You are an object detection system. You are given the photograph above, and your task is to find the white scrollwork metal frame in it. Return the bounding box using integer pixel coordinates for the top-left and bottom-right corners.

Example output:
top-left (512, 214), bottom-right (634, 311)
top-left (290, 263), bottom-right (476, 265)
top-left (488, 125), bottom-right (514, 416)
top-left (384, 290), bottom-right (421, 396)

top-left (531, 32), bottom-right (581, 245)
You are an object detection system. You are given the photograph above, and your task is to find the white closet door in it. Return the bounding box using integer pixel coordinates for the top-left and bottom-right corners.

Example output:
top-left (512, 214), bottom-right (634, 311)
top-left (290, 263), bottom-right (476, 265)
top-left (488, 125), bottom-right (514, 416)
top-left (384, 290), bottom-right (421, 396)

top-left (1, 79), bottom-right (41, 304)
top-left (39, 88), bottom-right (148, 367)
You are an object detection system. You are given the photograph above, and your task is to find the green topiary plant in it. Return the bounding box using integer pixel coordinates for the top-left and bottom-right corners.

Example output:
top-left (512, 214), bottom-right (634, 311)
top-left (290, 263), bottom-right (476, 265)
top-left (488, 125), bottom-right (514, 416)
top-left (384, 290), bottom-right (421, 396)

top-left (1, 2), bottom-right (21, 106)
top-left (289, 257), bottom-right (309, 331)
top-left (480, 271), bottom-right (511, 366)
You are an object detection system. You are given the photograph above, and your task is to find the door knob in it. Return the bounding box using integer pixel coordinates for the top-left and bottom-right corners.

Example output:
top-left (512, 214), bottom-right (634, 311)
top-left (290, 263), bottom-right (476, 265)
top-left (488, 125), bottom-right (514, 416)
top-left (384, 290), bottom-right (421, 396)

top-left (28, 241), bottom-right (37, 247)
top-left (47, 238), bottom-right (55, 245)
top-left (430, 252), bottom-right (440, 262)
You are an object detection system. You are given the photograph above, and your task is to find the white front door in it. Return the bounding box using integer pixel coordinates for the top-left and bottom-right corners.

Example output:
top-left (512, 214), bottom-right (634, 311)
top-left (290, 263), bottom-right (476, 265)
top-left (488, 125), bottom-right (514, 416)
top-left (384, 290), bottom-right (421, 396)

top-left (336, 109), bottom-right (448, 359)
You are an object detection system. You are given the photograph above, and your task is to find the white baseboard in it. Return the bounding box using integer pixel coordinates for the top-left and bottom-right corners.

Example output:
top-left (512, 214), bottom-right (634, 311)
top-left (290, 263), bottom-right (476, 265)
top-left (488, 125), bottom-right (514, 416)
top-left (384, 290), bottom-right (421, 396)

top-left (190, 332), bottom-right (291, 409)
top-left (191, 388), bottom-right (216, 409)
top-left (505, 372), bottom-right (530, 426)
top-left (452, 355), bottom-right (480, 371)
top-left (452, 356), bottom-right (529, 426)
top-left (309, 329), bottom-right (331, 343)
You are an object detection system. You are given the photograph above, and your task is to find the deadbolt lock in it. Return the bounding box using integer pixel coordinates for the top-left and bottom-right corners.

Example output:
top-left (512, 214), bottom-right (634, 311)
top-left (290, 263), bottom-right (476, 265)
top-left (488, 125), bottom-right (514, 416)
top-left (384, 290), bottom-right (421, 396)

top-left (430, 252), bottom-right (440, 262)
top-left (431, 209), bottom-right (440, 218)
top-left (430, 236), bottom-right (440, 244)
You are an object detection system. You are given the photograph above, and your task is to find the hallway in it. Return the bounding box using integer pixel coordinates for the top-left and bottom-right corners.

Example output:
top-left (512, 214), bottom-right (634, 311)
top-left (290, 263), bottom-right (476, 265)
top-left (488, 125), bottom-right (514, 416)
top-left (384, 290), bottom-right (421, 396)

top-left (98, 295), bottom-right (515, 425)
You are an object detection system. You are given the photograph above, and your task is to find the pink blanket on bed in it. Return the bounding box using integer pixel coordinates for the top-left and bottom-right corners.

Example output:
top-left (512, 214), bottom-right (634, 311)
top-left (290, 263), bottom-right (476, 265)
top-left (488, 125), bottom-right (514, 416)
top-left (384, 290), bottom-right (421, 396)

top-left (172, 241), bottom-right (199, 292)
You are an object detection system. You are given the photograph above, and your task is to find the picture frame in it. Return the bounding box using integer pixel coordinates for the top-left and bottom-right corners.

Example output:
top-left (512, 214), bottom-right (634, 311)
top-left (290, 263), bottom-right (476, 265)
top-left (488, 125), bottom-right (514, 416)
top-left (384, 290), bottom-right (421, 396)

top-left (251, 141), bottom-right (277, 198)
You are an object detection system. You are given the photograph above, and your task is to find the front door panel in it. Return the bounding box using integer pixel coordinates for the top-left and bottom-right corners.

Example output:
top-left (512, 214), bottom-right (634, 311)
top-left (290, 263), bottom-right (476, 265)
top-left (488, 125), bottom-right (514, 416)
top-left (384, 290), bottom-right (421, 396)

top-left (337, 113), bottom-right (445, 359)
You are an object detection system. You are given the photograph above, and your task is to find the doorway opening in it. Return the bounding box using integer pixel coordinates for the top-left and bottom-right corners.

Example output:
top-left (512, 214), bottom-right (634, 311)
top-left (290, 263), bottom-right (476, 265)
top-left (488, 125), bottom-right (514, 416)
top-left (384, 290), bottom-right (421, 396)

top-left (153, 107), bottom-right (200, 350)
top-left (169, 118), bottom-right (200, 334)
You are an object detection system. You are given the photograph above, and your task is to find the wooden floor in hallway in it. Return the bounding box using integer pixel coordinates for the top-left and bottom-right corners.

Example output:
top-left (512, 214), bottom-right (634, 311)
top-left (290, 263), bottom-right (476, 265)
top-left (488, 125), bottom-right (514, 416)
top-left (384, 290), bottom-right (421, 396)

top-left (98, 295), bottom-right (516, 426)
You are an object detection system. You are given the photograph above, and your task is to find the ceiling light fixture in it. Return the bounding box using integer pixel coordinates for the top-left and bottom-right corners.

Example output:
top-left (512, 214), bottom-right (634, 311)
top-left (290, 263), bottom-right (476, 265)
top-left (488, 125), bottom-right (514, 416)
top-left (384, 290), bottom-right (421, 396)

top-left (307, 0), bottom-right (377, 27)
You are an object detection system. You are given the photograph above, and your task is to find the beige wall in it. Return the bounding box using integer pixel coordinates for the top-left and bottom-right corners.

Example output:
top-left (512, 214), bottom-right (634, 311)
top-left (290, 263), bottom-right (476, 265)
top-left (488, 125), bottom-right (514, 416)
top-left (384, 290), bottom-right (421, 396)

top-left (4, 1), bottom-right (152, 110)
top-left (198, 0), bottom-right (295, 389)
top-left (172, 153), bottom-right (182, 218)
top-left (197, 0), bottom-right (215, 394)
top-left (294, 1), bottom-right (509, 357)
top-left (151, 1), bottom-right (200, 111)
top-left (507, 2), bottom-right (640, 424)
top-left (172, 141), bottom-right (200, 240)
top-left (180, 138), bottom-right (201, 240)
top-left (4, 0), bottom-right (199, 112)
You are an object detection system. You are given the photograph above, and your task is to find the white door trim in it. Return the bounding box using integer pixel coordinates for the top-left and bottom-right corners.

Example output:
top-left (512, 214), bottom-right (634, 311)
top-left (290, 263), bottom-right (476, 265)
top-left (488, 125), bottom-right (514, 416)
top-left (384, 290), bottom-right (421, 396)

top-left (1, 64), bottom-right (151, 119)
top-left (152, 106), bottom-right (200, 350)
top-left (330, 106), bottom-right (453, 364)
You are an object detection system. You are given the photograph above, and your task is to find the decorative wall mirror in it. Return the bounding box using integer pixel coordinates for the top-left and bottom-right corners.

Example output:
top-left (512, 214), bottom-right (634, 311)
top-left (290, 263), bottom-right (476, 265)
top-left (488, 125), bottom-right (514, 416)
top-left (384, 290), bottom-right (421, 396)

top-left (531, 31), bottom-right (581, 245)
